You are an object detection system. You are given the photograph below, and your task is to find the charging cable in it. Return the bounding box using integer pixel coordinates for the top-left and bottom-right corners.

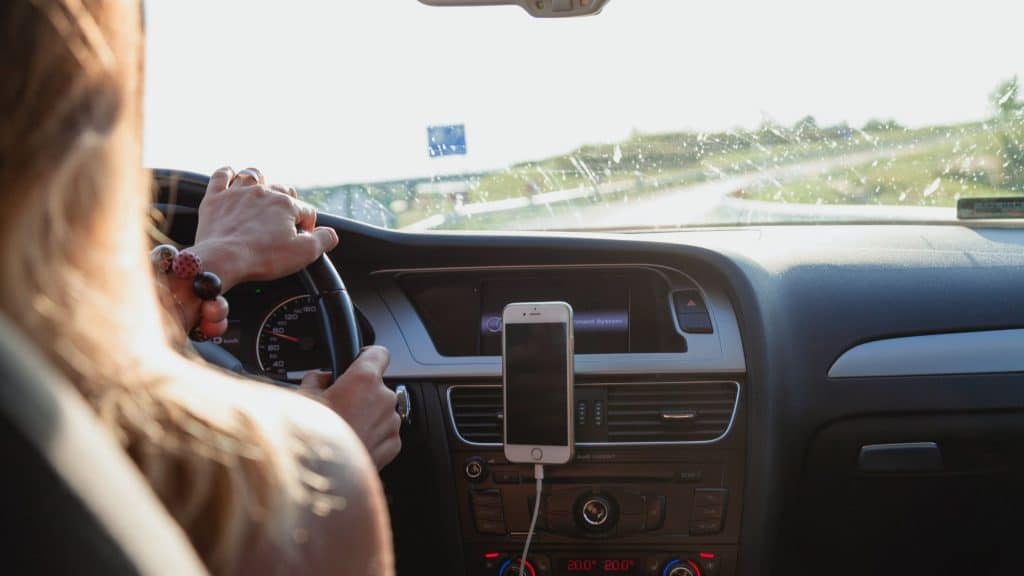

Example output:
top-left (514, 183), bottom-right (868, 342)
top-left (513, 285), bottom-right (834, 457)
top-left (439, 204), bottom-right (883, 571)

top-left (517, 464), bottom-right (544, 576)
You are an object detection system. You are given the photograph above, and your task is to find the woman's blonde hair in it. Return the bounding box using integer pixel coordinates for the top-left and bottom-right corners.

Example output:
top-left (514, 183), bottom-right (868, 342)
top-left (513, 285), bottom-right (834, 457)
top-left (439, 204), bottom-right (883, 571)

top-left (0, 1), bottom-right (322, 571)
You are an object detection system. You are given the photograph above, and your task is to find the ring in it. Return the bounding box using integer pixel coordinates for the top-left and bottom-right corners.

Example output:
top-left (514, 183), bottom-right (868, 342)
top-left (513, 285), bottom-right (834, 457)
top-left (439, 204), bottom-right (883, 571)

top-left (232, 168), bottom-right (261, 186)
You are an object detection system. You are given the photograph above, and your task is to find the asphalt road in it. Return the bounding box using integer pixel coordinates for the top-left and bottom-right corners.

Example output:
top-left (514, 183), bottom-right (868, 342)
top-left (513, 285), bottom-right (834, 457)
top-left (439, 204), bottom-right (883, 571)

top-left (507, 145), bottom-right (939, 230)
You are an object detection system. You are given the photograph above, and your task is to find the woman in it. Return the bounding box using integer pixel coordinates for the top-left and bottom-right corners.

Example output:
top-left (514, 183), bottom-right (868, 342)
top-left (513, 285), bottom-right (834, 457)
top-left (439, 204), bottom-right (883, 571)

top-left (0, 1), bottom-right (398, 574)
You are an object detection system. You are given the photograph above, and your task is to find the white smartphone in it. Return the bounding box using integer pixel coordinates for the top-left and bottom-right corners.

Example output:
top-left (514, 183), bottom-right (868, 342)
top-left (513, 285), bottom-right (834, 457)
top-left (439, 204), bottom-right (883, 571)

top-left (502, 301), bottom-right (575, 465)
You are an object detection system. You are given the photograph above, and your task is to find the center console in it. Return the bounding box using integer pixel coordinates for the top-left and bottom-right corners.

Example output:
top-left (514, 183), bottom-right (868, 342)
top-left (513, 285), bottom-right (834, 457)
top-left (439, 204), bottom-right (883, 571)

top-left (358, 264), bottom-right (748, 575)
top-left (444, 379), bottom-right (745, 576)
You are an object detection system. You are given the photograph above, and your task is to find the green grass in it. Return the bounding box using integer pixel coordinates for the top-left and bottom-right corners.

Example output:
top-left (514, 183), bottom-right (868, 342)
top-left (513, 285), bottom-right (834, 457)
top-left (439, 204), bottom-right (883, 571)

top-left (739, 126), bottom-right (1022, 206)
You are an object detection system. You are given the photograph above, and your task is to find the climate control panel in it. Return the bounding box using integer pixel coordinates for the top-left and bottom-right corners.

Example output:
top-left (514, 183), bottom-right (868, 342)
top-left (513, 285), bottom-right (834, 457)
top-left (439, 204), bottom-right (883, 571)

top-left (473, 550), bottom-right (728, 576)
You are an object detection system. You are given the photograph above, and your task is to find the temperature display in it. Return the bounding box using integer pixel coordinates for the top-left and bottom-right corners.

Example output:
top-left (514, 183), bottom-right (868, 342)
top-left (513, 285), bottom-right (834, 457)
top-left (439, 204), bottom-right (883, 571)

top-left (561, 558), bottom-right (640, 574)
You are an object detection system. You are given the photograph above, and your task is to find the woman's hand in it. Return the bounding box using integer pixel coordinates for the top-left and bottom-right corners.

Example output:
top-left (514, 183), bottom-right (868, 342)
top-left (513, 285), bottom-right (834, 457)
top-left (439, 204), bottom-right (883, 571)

top-left (300, 346), bottom-right (402, 470)
top-left (192, 166), bottom-right (339, 292)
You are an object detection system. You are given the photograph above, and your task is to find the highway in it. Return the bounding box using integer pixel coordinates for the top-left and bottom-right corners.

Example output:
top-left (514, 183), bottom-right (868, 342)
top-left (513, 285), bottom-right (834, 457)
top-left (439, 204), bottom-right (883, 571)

top-left (508, 145), bottom-right (946, 230)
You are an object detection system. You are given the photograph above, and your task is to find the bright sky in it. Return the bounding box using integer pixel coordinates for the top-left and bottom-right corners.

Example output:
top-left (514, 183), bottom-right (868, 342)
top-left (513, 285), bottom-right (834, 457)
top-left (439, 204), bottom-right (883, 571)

top-left (143, 0), bottom-right (1023, 187)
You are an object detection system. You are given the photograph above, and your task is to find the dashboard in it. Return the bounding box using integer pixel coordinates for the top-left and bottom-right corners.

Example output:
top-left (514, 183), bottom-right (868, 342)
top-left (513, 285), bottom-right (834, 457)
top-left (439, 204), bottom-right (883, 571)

top-left (160, 183), bottom-right (1024, 576)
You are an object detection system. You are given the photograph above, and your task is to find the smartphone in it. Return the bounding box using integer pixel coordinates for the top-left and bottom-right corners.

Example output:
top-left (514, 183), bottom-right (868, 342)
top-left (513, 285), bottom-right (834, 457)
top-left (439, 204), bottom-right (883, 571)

top-left (502, 301), bottom-right (575, 465)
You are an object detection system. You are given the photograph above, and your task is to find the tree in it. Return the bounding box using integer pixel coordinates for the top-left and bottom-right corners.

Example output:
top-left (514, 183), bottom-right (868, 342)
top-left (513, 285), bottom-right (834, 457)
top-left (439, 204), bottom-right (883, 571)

top-left (793, 115), bottom-right (818, 135)
top-left (990, 76), bottom-right (1023, 119)
top-left (862, 118), bottom-right (903, 132)
top-left (987, 78), bottom-right (1024, 190)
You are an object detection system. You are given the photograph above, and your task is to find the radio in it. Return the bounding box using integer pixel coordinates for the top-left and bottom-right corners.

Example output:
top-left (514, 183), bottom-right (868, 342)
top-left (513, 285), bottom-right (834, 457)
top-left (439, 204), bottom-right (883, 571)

top-left (459, 459), bottom-right (737, 576)
top-left (462, 462), bottom-right (730, 540)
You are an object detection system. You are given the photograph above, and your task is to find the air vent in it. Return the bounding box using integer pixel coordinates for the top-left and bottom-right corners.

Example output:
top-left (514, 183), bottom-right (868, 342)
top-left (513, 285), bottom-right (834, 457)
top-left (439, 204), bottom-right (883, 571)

top-left (449, 386), bottom-right (503, 445)
top-left (447, 381), bottom-right (739, 446)
top-left (606, 382), bottom-right (738, 443)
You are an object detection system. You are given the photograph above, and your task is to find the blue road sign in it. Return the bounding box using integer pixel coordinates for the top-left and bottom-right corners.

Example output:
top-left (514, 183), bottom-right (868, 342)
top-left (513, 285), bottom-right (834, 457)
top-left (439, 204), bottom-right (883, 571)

top-left (427, 124), bottom-right (467, 157)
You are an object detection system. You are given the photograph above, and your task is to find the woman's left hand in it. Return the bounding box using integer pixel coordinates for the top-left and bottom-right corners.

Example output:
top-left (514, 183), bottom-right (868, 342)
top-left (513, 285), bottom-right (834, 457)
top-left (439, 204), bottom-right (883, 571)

top-left (191, 166), bottom-right (339, 293)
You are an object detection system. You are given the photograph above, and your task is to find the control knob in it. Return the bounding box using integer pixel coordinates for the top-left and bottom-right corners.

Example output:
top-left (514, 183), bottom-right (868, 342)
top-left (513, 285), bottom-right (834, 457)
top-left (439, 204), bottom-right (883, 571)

top-left (464, 457), bottom-right (487, 482)
top-left (499, 558), bottom-right (536, 576)
top-left (662, 558), bottom-right (702, 576)
top-left (580, 496), bottom-right (613, 528)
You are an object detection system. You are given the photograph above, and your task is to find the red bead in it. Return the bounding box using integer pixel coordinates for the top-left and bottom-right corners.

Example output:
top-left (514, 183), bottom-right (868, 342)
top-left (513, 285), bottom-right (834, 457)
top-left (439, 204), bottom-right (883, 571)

top-left (199, 317), bottom-right (228, 339)
top-left (172, 250), bottom-right (202, 279)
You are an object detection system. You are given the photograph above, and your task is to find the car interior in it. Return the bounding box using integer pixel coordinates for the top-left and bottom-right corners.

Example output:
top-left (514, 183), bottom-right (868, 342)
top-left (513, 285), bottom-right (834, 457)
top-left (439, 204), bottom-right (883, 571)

top-left (4, 0), bottom-right (1024, 575)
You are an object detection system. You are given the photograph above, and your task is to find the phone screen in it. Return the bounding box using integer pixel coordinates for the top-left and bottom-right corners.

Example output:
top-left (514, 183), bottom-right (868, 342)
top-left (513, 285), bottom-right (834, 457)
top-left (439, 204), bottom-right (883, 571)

top-left (504, 322), bottom-right (569, 446)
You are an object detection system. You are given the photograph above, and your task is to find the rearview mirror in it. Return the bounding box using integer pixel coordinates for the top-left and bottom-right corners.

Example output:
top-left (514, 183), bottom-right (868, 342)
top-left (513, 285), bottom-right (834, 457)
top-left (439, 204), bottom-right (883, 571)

top-left (419, 0), bottom-right (609, 18)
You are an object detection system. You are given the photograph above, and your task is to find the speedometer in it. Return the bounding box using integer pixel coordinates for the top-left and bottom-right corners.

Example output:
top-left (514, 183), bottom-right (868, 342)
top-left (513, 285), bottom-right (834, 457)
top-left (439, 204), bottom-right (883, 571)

top-left (256, 295), bottom-right (330, 381)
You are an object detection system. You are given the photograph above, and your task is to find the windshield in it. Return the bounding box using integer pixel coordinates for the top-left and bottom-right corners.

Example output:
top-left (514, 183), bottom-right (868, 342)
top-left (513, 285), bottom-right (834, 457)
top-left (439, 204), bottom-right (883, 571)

top-left (144, 0), bottom-right (1024, 231)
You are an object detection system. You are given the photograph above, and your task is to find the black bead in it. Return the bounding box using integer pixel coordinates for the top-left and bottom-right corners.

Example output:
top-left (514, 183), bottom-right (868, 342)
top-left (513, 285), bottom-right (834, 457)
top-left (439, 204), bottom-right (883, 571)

top-left (192, 271), bottom-right (222, 301)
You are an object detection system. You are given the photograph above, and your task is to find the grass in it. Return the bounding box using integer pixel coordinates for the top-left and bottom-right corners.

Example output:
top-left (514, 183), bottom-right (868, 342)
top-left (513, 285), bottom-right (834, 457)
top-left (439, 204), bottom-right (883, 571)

top-left (739, 125), bottom-right (1023, 207)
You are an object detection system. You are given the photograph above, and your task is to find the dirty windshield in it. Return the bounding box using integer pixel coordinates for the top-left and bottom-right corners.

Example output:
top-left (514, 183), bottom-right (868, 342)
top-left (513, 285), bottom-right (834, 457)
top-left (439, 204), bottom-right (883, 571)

top-left (143, 0), bottom-right (1024, 230)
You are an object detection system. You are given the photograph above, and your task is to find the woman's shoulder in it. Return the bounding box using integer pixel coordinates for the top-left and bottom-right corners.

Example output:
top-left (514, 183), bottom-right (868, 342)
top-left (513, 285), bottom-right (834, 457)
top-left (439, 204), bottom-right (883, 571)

top-left (162, 363), bottom-right (393, 575)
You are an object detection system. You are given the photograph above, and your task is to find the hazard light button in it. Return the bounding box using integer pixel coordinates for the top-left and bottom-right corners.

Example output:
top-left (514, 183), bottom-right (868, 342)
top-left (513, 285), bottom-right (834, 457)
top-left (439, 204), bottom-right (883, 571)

top-left (672, 290), bottom-right (713, 334)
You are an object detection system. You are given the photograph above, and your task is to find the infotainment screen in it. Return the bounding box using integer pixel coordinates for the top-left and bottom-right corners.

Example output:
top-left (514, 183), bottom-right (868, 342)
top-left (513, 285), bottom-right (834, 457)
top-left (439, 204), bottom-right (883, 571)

top-left (398, 267), bottom-right (684, 357)
top-left (479, 276), bottom-right (629, 354)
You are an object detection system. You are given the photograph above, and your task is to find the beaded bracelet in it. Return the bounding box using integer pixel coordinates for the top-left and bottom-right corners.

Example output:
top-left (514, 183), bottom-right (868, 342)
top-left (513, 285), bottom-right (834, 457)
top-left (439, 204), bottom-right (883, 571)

top-left (150, 244), bottom-right (224, 341)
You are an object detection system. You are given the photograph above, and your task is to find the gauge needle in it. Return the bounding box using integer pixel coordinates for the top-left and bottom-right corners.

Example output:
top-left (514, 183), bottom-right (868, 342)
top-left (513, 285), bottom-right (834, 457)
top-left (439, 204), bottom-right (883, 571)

top-left (264, 330), bottom-right (300, 343)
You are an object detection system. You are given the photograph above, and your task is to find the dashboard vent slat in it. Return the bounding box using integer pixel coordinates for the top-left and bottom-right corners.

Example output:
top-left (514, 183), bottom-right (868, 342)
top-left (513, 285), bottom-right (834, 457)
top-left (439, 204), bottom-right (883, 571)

top-left (449, 387), bottom-right (503, 444)
top-left (605, 381), bottom-right (738, 443)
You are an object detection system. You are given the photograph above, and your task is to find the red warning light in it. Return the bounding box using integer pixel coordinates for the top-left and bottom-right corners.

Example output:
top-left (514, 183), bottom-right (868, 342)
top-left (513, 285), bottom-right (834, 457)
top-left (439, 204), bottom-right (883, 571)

top-left (698, 552), bottom-right (716, 560)
top-left (484, 552), bottom-right (501, 560)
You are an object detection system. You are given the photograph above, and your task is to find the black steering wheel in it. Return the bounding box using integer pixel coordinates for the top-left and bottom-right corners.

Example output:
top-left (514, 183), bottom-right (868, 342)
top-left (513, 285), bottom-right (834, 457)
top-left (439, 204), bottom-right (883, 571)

top-left (152, 169), bottom-right (361, 380)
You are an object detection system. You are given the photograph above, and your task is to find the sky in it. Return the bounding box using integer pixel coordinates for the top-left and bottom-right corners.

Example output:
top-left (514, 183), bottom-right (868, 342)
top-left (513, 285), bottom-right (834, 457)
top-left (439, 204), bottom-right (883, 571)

top-left (143, 0), bottom-right (1024, 188)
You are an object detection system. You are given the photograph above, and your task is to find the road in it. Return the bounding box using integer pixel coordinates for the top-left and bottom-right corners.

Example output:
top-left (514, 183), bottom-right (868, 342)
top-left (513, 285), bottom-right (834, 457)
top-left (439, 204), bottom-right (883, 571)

top-left (501, 144), bottom-right (944, 230)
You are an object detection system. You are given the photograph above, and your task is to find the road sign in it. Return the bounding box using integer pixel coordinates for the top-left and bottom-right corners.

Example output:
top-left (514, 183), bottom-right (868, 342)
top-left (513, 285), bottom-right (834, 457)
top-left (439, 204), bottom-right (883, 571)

top-left (427, 124), bottom-right (467, 157)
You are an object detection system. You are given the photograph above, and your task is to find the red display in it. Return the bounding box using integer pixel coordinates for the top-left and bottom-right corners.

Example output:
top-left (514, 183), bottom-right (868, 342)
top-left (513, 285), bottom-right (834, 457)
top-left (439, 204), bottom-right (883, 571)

top-left (562, 558), bottom-right (639, 574)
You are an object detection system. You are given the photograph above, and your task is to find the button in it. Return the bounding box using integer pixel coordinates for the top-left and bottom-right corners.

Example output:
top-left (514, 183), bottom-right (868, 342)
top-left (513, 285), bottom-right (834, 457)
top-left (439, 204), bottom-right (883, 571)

top-left (475, 519), bottom-right (508, 535)
top-left (673, 290), bottom-right (708, 315)
top-left (551, 0), bottom-right (573, 12)
top-left (471, 489), bottom-right (503, 505)
top-left (693, 488), bottom-right (727, 507)
top-left (679, 312), bottom-right (713, 334)
top-left (464, 457), bottom-right (487, 482)
top-left (617, 513), bottom-right (645, 534)
top-left (531, 448), bottom-right (543, 460)
top-left (701, 557), bottom-right (722, 576)
top-left (690, 519), bottom-right (723, 535)
top-left (694, 505), bottom-right (725, 520)
top-left (493, 469), bottom-right (521, 484)
top-left (644, 495), bottom-right (665, 530)
top-left (474, 506), bottom-right (505, 521)
top-left (677, 470), bottom-right (703, 483)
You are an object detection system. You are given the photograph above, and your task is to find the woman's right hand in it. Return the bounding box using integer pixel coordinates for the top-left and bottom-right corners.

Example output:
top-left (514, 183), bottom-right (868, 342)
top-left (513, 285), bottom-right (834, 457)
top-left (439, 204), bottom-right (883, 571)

top-left (192, 166), bottom-right (339, 293)
top-left (300, 346), bottom-right (402, 469)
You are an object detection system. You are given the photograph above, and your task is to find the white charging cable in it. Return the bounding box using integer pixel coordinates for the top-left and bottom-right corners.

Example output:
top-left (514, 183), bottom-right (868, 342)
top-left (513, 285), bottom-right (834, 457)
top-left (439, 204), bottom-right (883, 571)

top-left (516, 463), bottom-right (544, 576)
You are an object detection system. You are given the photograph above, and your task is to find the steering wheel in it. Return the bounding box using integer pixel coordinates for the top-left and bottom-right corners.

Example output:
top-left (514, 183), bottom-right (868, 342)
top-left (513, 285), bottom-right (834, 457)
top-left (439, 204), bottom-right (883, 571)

top-left (152, 169), bottom-right (361, 380)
